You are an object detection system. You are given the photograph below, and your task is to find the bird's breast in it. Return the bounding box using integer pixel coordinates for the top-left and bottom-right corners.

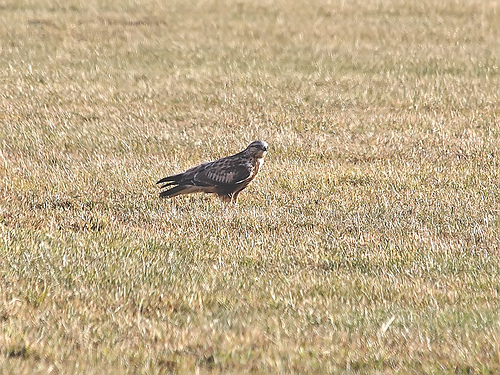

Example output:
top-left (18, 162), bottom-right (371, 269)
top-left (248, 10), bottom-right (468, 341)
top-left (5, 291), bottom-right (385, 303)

top-left (256, 157), bottom-right (264, 170)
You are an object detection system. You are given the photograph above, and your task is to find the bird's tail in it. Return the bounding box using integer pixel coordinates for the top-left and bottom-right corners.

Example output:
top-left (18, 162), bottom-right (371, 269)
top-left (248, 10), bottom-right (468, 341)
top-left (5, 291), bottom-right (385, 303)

top-left (159, 185), bottom-right (186, 198)
top-left (157, 173), bottom-right (184, 185)
top-left (159, 185), bottom-right (204, 198)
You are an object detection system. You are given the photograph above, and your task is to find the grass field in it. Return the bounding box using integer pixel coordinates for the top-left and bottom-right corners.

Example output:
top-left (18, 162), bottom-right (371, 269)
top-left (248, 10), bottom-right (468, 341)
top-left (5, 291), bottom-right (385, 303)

top-left (1, 0), bottom-right (500, 373)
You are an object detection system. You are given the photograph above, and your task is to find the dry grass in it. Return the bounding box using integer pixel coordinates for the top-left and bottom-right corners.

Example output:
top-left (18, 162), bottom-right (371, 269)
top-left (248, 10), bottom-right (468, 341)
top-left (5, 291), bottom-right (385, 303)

top-left (1, 0), bottom-right (500, 373)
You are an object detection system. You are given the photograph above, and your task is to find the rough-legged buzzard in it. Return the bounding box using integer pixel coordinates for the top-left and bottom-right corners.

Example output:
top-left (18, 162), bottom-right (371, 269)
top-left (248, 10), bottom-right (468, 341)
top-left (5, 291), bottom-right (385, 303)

top-left (157, 140), bottom-right (268, 203)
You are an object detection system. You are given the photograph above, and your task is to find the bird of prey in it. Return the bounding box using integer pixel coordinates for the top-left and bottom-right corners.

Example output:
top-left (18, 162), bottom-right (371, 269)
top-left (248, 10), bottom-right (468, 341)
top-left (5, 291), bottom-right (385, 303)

top-left (157, 140), bottom-right (268, 203)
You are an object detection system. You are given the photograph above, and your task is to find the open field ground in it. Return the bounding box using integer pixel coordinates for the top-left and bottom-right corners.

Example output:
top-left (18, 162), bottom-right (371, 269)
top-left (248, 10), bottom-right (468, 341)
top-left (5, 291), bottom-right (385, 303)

top-left (1, 0), bottom-right (500, 373)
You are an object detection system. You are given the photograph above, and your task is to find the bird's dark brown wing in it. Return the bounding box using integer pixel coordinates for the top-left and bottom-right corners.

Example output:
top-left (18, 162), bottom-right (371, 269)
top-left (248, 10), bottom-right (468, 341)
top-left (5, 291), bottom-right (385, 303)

top-left (193, 155), bottom-right (253, 186)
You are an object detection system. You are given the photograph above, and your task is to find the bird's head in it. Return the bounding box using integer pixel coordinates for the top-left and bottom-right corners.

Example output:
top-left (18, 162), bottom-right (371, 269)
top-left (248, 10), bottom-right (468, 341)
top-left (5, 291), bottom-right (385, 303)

top-left (246, 140), bottom-right (268, 158)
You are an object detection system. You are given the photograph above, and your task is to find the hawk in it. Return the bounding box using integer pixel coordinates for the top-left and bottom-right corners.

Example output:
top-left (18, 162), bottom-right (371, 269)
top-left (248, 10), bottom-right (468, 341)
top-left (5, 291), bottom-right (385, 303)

top-left (157, 140), bottom-right (268, 203)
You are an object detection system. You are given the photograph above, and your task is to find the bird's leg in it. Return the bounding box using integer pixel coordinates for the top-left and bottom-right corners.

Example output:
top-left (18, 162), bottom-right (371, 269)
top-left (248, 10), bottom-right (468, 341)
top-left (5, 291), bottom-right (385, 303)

top-left (219, 193), bottom-right (233, 203)
top-left (231, 191), bottom-right (241, 204)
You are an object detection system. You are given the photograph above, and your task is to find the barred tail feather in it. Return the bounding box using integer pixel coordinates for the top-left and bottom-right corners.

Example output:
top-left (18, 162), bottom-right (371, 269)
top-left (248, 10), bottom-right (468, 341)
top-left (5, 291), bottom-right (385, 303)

top-left (157, 173), bottom-right (184, 185)
top-left (159, 185), bottom-right (188, 198)
top-left (158, 181), bottom-right (177, 189)
top-left (159, 185), bottom-right (206, 198)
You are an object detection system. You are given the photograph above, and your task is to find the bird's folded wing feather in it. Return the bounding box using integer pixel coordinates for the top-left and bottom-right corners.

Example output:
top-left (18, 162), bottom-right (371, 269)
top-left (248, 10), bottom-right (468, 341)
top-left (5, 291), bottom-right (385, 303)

top-left (194, 157), bottom-right (252, 186)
